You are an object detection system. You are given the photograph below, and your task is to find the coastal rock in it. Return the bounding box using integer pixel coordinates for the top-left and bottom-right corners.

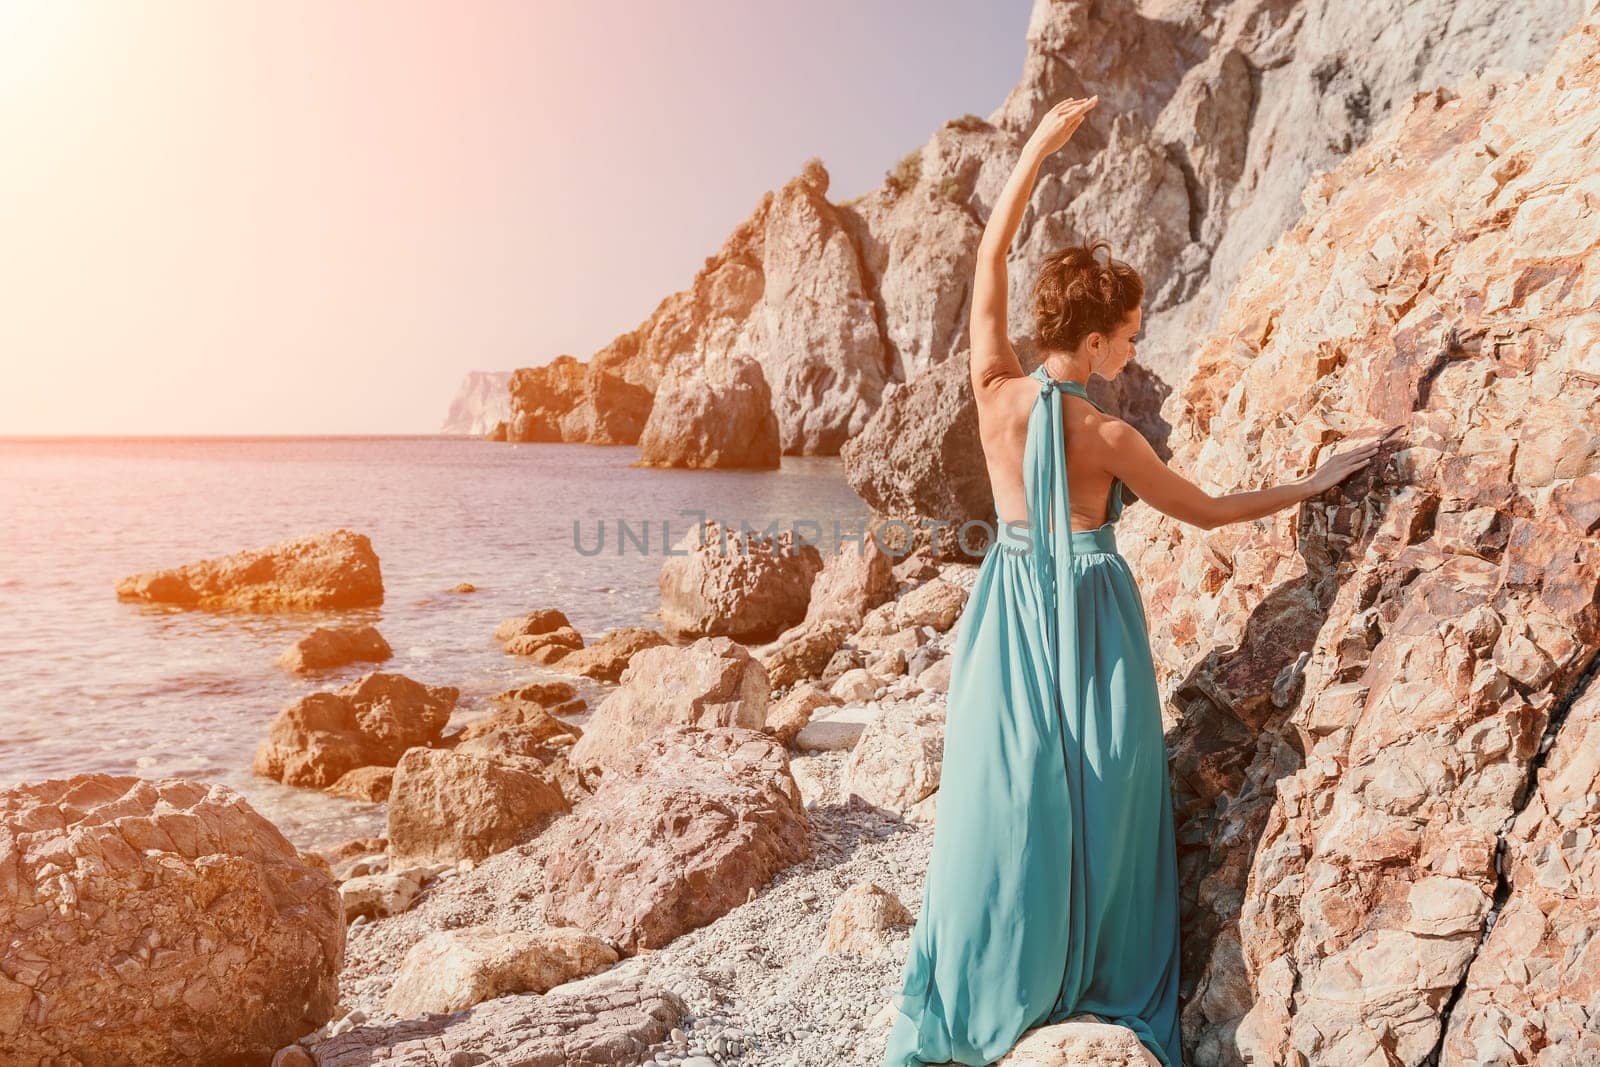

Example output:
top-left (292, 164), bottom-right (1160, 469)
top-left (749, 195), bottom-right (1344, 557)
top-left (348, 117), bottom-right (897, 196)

top-left (276, 623), bottom-right (392, 674)
top-left (488, 677), bottom-right (586, 717)
top-left (1110, 15), bottom-right (1600, 1064)
top-left (451, 705), bottom-right (588, 805)
top-left (439, 370), bottom-right (511, 435)
top-left (637, 351), bottom-right (782, 469)
top-left (1437, 673), bottom-right (1600, 1064)
top-left (841, 701), bottom-right (945, 822)
top-left (339, 867), bottom-right (438, 922)
top-left (115, 527), bottom-right (383, 611)
top-left (764, 681), bottom-right (840, 747)
top-left (761, 616), bottom-right (853, 692)
top-left (386, 747), bottom-right (570, 868)
top-left (495, 608), bottom-right (586, 663)
top-left (552, 625), bottom-right (670, 682)
top-left (253, 672), bottom-right (459, 789)
top-left (658, 519), bottom-right (825, 643)
top-left (382, 925), bottom-right (619, 1016)
top-left (541, 725), bottom-right (811, 953)
top-left (308, 972), bottom-right (685, 1067)
top-left (822, 882), bottom-right (913, 958)
top-left (840, 353), bottom-right (994, 559)
top-left (569, 635), bottom-right (769, 773)
top-left (0, 774), bottom-right (343, 1064)
top-left (504, 353), bottom-right (654, 445)
top-left (327, 764), bottom-right (394, 802)
top-left (802, 533), bottom-right (899, 629)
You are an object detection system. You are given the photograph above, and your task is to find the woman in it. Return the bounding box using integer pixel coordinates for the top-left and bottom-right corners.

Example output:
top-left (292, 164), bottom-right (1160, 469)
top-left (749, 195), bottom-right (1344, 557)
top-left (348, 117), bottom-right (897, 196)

top-left (881, 96), bottom-right (1395, 1067)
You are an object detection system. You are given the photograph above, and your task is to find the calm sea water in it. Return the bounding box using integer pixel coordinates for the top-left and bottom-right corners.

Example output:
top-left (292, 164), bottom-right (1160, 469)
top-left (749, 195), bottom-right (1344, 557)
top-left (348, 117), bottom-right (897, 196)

top-left (0, 435), bottom-right (871, 852)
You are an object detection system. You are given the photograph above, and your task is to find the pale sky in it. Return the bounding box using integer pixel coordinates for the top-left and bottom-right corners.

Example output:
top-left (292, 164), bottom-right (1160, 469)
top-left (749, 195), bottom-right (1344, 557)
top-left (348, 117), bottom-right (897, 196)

top-left (0, 0), bottom-right (1032, 436)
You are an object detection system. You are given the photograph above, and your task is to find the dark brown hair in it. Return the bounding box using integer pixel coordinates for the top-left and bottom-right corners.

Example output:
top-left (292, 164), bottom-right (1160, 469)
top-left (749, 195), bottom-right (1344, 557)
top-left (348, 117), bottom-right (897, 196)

top-left (1032, 239), bottom-right (1144, 353)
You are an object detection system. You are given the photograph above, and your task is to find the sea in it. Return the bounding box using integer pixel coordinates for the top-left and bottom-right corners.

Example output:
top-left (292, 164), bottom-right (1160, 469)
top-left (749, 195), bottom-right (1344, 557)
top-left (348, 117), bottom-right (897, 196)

top-left (0, 435), bottom-right (873, 853)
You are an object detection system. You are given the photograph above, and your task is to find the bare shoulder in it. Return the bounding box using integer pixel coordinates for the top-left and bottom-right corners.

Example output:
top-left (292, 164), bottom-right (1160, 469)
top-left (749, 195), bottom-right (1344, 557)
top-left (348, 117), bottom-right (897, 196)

top-left (971, 366), bottom-right (1041, 425)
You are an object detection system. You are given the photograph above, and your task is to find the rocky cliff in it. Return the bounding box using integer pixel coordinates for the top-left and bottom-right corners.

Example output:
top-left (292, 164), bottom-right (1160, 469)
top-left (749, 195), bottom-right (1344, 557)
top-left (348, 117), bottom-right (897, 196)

top-left (439, 371), bottom-right (511, 436)
top-left (492, 0), bottom-right (1580, 485)
top-left (1112, 9), bottom-right (1599, 1063)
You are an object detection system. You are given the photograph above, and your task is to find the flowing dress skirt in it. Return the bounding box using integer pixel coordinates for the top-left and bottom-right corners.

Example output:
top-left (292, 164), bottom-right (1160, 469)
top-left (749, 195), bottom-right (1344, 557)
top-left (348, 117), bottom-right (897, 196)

top-left (881, 516), bottom-right (1183, 1067)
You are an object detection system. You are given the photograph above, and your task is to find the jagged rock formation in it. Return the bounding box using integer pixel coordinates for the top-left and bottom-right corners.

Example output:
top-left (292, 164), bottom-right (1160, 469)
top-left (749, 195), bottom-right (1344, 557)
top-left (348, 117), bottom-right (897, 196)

top-left (115, 528), bottom-right (384, 611)
top-left (0, 775), bottom-right (344, 1064)
top-left (484, 0), bottom-right (1578, 482)
top-left (1111, 11), bottom-right (1599, 1063)
top-left (439, 370), bottom-right (511, 435)
top-left (497, 354), bottom-right (653, 444)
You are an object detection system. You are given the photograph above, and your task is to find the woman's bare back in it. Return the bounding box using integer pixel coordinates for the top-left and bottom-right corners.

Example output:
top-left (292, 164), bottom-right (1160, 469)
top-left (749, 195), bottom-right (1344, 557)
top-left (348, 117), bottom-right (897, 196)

top-left (976, 373), bottom-right (1122, 532)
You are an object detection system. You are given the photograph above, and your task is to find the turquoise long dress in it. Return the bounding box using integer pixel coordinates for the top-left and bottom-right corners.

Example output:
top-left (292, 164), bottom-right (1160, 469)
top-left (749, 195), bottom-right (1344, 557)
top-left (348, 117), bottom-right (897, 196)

top-left (882, 365), bottom-right (1183, 1067)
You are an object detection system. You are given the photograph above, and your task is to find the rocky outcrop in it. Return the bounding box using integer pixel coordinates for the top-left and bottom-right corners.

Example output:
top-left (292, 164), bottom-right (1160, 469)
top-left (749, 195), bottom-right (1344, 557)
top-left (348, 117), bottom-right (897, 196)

top-left (439, 370), bottom-right (511, 435)
top-left (276, 623), bottom-right (392, 673)
top-left (636, 351), bottom-right (782, 468)
top-left (658, 519), bottom-right (825, 643)
top-left (386, 747), bottom-right (571, 868)
top-left (499, 354), bottom-right (654, 444)
top-left (494, 607), bottom-right (585, 663)
top-left (0, 775), bottom-right (343, 1065)
top-left (845, 0), bottom-right (1580, 543)
top-left (541, 726), bottom-right (811, 953)
top-left (115, 528), bottom-right (383, 611)
top-left (252, 672), bottom-right (460, 789)
top-left (1111, 13), bottom-right (1600, 1065)
top-left (307, 972), bottom-right (685, 1067)
top-left (568, 636), bottom-right (769, 773)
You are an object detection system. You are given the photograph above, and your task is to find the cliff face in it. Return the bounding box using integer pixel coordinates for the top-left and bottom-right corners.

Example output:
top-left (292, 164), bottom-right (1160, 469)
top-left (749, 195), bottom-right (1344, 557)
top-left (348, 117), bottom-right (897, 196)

top-left (1112, 10), bottom-right (1599, 1063)
top-left (439, 371), bottom-right (512, 435)
top-left (489, 0), bottom-right (1580, 482)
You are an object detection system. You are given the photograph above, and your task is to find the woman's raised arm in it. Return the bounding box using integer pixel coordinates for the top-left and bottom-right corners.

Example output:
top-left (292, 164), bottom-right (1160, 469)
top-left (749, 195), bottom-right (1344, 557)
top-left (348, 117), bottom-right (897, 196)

top-left (969, 96), bottom-right (1098, 394)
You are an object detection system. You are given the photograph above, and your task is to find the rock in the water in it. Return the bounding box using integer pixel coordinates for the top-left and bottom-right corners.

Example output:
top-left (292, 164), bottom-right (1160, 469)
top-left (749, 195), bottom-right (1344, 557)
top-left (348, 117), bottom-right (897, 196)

top-left (386, 747), bottom-right (570, 868)
top-left (252, 672), bottom-right (460, 789)
top-left (0, 774), bottom-right (344, 1064)
top-left (503, 353), bottom-right (654, 445)
top-left (542, 725), bottom-right (811, 953)
top-left (637, 351), bottom-right (783, 469)
top-left (276, 623), bottom-right (392, 673)
top-left (553, 625), bottom-right (671, 682)
top-left (568, 635), bottom-right (769, 773)
top-left (308, 971), bottom-right (685, 1067)
top-left (115, 527), bottom-right (384, 611)
top-left (383, 925), bottom-right (619, 1016)
top-left (658, 519), bottom-right (825, 643)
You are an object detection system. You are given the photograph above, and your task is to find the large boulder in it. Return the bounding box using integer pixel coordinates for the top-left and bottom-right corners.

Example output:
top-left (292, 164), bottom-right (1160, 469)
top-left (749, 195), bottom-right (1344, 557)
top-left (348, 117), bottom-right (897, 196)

top-left (504, 354), bottom-right (653, 445)
top-left (0, 775), bottom-right (343, 1064)
top-left (115, 528), bottom-right (383, 611)
top-left (252, 672), bottom-right (460, 789)
top-left (636, 350), bottom-right (782, 469)
top-left (1114, 16), bottom-right (1600, 1065)
top-left (276, 623), bottom-right (392, 674)
top-left (568, 636), bottom-right (769, 773)
top-left (658, 519), bottom-right (825, 642)
top-left (386, 747), bottom-right (571, 868)
top-left (541, 726), bottom-right (811, 953)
